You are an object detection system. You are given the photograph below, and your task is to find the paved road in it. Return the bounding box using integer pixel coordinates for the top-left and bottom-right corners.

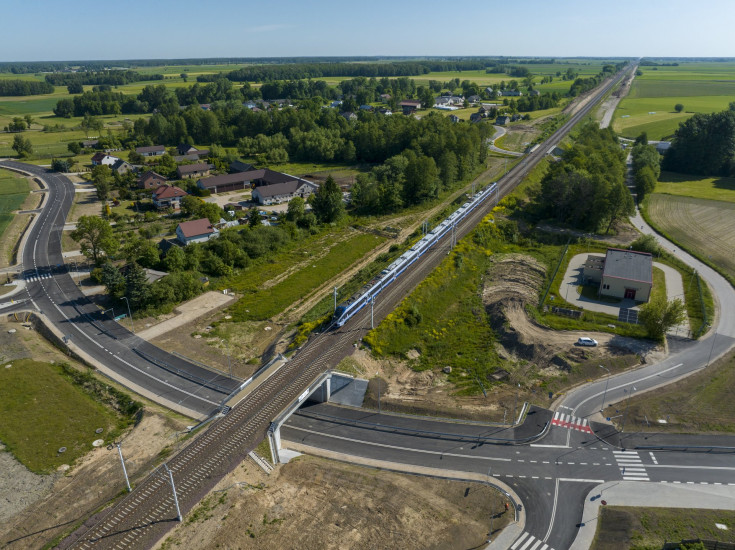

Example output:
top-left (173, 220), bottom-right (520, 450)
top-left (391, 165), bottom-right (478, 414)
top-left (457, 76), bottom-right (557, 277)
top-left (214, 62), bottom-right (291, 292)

top-left (488, 125), bottom-right (525, 157)
top-left (0, 160), bottom-right (240, 419)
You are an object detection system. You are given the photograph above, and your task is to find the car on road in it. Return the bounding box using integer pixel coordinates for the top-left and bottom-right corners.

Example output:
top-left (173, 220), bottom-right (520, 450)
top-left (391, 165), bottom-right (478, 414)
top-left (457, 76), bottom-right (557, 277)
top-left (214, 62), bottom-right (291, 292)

top-left (577, 337), bottom-right (598, 347)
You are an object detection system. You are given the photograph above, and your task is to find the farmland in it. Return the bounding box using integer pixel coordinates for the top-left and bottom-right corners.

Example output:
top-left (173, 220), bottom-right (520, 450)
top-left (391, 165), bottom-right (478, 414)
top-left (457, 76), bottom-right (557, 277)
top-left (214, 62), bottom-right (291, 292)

top-left (644, 193), bottom-right (735, 282)
top-left (655, 171), bottom-right (735, 203)
top-left (0, 168), bottom-right (29, 240)
top-left (613, 61), bottom-right (735, 140)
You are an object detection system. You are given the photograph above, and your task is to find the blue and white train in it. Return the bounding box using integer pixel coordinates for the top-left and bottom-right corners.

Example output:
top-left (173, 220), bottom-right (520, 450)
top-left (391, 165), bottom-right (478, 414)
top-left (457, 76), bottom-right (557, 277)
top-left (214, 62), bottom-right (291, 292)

top-left (333, 181), bottom-right (499, 327)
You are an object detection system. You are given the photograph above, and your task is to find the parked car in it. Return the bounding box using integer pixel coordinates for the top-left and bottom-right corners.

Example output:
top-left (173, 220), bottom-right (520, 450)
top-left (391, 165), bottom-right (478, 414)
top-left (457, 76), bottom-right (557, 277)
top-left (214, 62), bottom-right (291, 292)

top-left (577, 337), bottom-right (598, 347)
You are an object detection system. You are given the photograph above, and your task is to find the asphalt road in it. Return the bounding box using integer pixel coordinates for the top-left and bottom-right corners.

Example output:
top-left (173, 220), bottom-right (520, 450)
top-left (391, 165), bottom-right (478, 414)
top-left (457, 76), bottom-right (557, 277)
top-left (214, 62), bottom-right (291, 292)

top-left (0, 160), bottom-right (240, 418)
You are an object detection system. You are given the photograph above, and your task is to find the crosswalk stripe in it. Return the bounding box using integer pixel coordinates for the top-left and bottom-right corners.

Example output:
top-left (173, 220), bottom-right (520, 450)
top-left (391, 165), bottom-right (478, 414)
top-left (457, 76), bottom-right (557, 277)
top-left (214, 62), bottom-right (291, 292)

top-left (529, 540), bottom-right (543, 550)
top-left (511, 532), bottom-right (530, 549)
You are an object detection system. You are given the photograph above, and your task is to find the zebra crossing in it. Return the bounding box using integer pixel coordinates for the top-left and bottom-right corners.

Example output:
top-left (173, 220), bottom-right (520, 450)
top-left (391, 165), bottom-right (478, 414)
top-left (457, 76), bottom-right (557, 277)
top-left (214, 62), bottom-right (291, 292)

top-left (551, 411), bottom-right (594, 434)
top-left (510, 531), bottom-right (555, 550)
top-left (613, 450), bottom-right (650, 481)
top-left (25, 273), bottom-right (51, 283)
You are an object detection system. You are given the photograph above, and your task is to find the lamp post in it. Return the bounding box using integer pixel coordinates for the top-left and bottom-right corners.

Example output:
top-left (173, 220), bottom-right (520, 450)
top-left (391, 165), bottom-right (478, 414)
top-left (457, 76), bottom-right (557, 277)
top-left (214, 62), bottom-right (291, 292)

top-left (120, 296), bottom-right (134, 333)
top-left (621, 386), bottom-right (636, 433)
top-left (599, 365), bottom-right (610, 412)
top-left (487, 467), bottom-right (494, 543)
top-left (221, 339), bottom-right (232, 378)
top-left (375, 371), bottom-right (381, 413)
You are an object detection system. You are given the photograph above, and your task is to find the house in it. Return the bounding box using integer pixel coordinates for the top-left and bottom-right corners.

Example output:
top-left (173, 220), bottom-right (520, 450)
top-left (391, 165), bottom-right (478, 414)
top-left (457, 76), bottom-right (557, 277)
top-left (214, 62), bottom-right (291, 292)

top-left (399, 100), bottom-right (422, 115)
top-left (529, 89), bottom-right (541, 97)
top-left (135, 145), bottom-right (166, 157)
top-left (111, 159), bottom-right (133, 175)
top-left (82, 139), bottom-right (99, 149)
top-left (341, 111), bottom-right (358, 121)
top-left (329, 100), bottom-right (343, 109)
top-left (173, 154), bottom-right (201, 162)
top-left (197, 168), bottom-right (313, 194)
top-left (495, 115), bottom-right (511, 125)
top-left (467, 95), bottom-right (481, 104)
top-left (91, 152), bottom-right (119, 166)
top-left (377, 108), bottom-right (392, 116)
top-left (199, 104), bottom-right (211, 111)
top-left (379, 93), bottom-right (391, 102)
top-left (511, 114), bottom-right (523, 122)
top-left (176, 144), bottom-right (210, 158)
top-left (138, 170), bottom-right (167, 190)
top-left (359, 104), bottom-right (374, 111)
top-left (469, 113), bottom-right (484, 123)
top-left (655, 141), bottom-right (671, 155)
top-left (251, 180), bottom-right (316, 205)
top-left (177, 163), bottom-right (212, 179)
top-left (498, 89), bottom-right (522, 97)
top-left (152, 185), bottom-right (187, 211)
top-left (230, 160), bottom-right (255, 173)
top-left (176, 218), bottom-right (218, 246)
top-left (584, 249), bottom-right (653, 302)
top-left (449, 115), bottom-right (460, 123)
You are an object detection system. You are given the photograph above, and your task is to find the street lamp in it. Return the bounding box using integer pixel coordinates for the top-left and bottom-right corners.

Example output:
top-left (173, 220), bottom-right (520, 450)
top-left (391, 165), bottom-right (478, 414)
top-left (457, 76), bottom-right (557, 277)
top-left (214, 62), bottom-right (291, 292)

top-left (375, 371), bottom-right (381, 413)
top-left (221, 339), bottom-right (232, 379)
top-left (599, 364), bottom-right (610, 413)
top-left (120, 296), bottom-right (134, 333)
top-left (621, 386), bottom-right (636, 433)
top-left (487, 467), bottom-right (494, 542)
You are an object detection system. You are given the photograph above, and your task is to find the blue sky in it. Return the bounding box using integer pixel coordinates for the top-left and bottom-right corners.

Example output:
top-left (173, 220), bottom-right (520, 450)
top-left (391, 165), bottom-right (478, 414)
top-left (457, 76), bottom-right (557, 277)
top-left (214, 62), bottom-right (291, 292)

top-left (3, 0), bottom-right (734, 61)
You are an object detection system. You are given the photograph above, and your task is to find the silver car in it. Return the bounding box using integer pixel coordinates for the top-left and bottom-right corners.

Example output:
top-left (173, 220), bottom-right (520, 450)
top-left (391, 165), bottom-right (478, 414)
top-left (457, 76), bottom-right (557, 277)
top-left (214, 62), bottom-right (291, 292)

top-left (577, 337), bottom-right (598, 347)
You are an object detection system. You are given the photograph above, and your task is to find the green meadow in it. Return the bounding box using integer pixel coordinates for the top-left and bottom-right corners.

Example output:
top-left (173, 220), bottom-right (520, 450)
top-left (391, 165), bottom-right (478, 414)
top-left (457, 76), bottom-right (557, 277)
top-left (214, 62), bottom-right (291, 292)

top-left (0, 168), bottom-right (29, 238)
top-left (613, 62), bottom-right (735, 140)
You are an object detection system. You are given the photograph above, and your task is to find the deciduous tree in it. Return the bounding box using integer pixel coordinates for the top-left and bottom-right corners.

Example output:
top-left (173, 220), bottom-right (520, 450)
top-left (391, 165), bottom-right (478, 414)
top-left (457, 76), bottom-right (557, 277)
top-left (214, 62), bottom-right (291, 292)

top-left (639, 296), bottom-right (686, 340)
top-left (70, 216), bottom-right (119, 265)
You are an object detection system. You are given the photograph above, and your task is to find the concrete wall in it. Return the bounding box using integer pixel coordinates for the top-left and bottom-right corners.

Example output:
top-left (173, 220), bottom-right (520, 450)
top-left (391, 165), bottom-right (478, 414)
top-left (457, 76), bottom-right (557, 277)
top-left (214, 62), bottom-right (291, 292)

top-left (600, 276), bottom-right (651, 302)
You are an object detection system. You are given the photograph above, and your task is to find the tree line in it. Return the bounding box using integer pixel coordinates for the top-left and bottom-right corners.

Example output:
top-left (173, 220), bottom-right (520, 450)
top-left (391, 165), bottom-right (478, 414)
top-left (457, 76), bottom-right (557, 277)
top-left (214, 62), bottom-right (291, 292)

top-left (0, 79), bottom-right (54, 96)
top-left (531, 124), bottom-right (633, 232)
top-left (568, 63), bottom-right (624, 96)
top-left (631, 134), bottom-right (661, 201)
top-left (662, 103), bottom-right (735, 177)
top-left (44, 70), bottom-right (163, 87)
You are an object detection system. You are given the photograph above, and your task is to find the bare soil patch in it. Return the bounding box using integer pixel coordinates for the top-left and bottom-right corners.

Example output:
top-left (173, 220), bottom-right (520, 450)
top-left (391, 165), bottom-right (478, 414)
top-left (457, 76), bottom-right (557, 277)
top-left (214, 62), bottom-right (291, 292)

top-left (67, 191), bottom-right (101, 223)
top-left (155, 455), bottom-right (509, 550)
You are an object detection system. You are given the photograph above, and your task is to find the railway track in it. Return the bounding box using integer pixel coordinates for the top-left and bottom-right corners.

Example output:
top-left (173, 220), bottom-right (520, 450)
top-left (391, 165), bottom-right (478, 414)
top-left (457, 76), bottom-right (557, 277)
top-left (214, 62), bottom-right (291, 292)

top-left (61, 64), bottom-right (633, 550)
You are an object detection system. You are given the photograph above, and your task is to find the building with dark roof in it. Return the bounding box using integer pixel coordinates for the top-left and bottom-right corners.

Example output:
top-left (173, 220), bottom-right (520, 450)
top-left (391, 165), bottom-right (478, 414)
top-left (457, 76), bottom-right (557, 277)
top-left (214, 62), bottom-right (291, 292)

top-left (177, 163), bottom-right (212, 179)
top-left (135, 145), bottom-right (166, 157)
top-left (197, 169), bottom-right (314, 194)
top-left (252, 180), bottom-right (316, 205)
top-left (230, 160), bottom-right (255, 173)
top-left (138, 170), bottom-right (167, 190)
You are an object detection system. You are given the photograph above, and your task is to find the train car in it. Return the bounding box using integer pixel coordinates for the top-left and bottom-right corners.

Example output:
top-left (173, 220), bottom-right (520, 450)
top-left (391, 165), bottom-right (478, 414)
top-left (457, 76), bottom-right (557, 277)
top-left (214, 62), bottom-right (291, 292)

top-left (333, 182), bottom-right (498, 327)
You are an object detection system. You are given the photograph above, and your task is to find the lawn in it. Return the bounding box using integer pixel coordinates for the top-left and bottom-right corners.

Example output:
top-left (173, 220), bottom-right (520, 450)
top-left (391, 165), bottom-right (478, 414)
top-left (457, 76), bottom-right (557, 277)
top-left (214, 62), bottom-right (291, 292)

top-left (0, 360), bottom-right (124, 473)
top-left (227, 232), bottom-right (385, 321)
top-left (0, 168), bottom-right (29, 238)
top-left (644, 193), bottom-right (735, 284)
top-left (612, 61), bottom-right (735, 140)
top-left (655, 171), bottom-right (735, 203)
top-left (592, 506), bottom-right (735, 549)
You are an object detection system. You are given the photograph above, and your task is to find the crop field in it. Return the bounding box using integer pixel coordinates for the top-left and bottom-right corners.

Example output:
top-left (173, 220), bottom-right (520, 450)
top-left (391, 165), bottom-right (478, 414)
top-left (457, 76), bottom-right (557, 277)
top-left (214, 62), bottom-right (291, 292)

top-left (656, 171), bottom-right (735, 203)
top-left (0, 359), bottom-right (122, 473)
top-left (645, 193), bottom-right (735, 281)
top-left (613, 61), bottom-right (735, 139)
top-left (0, 168), bottom-right (29, 238)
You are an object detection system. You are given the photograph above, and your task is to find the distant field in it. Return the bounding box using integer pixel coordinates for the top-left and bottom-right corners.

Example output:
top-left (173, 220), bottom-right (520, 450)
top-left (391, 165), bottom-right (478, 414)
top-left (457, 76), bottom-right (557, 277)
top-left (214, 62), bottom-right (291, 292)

top-left (0, 168), bottom-right (29, 238)
top-left (613, 61), bottom-right (735, 139)
top-left (645, 193), bottom-right (735, 281)
top-left (656, 171), bottom-right (735, 203)
top-left (0, 359), bottom-right (121, 473)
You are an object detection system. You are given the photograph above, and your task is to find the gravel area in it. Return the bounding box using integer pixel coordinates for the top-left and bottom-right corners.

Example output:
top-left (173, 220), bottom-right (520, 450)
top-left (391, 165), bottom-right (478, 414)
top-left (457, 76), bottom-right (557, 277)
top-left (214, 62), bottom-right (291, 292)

top-left (0, 442), bottom-right (57, 525)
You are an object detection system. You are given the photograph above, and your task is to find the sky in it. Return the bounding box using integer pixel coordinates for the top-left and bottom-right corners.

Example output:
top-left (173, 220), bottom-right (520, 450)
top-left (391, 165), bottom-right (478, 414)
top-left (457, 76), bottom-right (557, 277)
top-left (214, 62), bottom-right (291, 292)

top-left (2, 0), bottom-right (735, 62)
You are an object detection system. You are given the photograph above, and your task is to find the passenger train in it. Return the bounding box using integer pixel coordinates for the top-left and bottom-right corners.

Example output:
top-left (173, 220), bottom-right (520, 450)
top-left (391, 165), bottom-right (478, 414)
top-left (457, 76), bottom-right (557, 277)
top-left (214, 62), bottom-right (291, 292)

top-left (333, 181), bottom-right (499, 327)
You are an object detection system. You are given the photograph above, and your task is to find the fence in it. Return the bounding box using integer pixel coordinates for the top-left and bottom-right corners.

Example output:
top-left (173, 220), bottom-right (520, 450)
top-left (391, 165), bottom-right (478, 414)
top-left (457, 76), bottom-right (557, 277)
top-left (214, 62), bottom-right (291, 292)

top-left (662, 539), bottom-right (735, 550)
top-left (539, 240), bottom-right (570, 308)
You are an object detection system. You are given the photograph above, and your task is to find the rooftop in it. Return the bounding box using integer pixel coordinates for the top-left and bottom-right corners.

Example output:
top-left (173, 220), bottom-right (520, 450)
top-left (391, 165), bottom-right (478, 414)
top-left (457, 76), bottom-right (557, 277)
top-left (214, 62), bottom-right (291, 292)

top-left (177, 162), bottom-right (211, 174)
top-left (603, 248), bottom-right (653, 284)
top-left (178, 218), bottom-right (215, 238)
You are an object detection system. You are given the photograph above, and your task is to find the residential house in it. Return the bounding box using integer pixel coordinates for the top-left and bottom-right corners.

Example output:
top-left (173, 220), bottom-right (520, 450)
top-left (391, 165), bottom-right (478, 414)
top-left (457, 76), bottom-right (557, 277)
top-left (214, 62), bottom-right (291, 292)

top-left (230, 160), bottom-right (255, 173)
top-left (469, 113), bottom-right (484, 123)
top-left (138, 170), bottom-right (167, 190)
top-left (495, 115), bottom-right (511, 125)
top-left (584, 249), bottom-right (653, 302)
top-left (252, 180), bottom-right (316, 205)
top-left (379, 93), bottom-right (391, 102)
top-left (176, 218), bottom-right (218, 246)
top-left (177, 163), bottom-right (212, 180)
top-left (449, 114), bottom-right (460, 123)
top-left (467, 95), bottom-right (481, 104)
top-left (176, 144), bottom-right (210, 158)
top-left (377, 108), bottom-right (392, 116)
top-left (91, 152), bottom-right (119, 166)
top-left (135, 145), bottom-right (166, 157)
top-left (498, 90), bottom-right (522, 97)
top-left (329, 100), bottom-right (343, 109)
top-left (399, 100), bottom-right (421, 115)
top-left (341, 111), bottom-right (358, 121)
top-left (529, 89), bottom-right (541, 97)
top-left (111, 159), bottom-right (133, 175)
top-left (359, 104), bottom-right (373, 111)
top-left (152, 185), bottom-right (187, 211)
top-left (82, 139), bottom-right (99, 149)
top-left (511, 114), bottom-right (523, 122)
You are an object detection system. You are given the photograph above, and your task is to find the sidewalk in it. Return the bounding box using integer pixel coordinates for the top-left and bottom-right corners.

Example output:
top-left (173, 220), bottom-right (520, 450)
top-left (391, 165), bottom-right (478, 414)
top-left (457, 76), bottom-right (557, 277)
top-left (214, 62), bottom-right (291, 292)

top-left (570, 481), bottom-right (735, 549)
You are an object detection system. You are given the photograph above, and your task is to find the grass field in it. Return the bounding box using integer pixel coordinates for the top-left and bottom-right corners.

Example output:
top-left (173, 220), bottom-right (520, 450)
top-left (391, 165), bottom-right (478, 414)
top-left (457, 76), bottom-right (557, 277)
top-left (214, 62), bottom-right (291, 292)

top-left (227, 232), bottom-right (385, 321)
top-left (0, 359), bottom-right (122, 473)
top-left (592, 506), bottom-right (735, 549)
top-left (0, 168), bottom-right (29, 239)
top-left (645, 193), bottom-right (735, 283)
top-left (655, 171), bottom-right (735, 203)
top-left (613, 61), bottom-right (735, 140)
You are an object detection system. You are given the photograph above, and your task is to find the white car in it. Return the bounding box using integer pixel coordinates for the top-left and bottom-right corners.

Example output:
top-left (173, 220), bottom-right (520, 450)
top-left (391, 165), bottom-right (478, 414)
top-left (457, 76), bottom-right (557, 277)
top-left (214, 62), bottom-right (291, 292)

top-left (577, 337), bottom-right (598, 347)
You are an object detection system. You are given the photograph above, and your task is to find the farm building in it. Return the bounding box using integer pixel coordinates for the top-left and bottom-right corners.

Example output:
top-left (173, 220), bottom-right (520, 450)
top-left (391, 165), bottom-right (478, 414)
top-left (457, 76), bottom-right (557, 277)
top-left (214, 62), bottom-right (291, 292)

top-left (197, 169), bottom-right (314, 195)
top-left (399, 100), bottom-right (421, 115)
top-left (252, 180), bottom-right (316, 205)
top-left (177, 163), bottom-right (212, 179)
top-left (176, 218), bottom-right (219, 245)
top-left (583, 249), bottom-right (653, 302)
top-left (135, 145), bottom-right (166, 157)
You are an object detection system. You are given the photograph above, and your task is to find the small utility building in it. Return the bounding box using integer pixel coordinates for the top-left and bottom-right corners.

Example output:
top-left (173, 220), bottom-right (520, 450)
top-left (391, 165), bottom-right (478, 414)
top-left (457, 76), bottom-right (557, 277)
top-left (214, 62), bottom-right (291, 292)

top-left (584, 249), bottom-right (653, 302)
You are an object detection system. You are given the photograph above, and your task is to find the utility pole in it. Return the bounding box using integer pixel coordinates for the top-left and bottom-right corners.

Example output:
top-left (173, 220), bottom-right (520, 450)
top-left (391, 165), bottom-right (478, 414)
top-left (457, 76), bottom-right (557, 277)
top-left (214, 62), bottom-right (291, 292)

top-left (487, 467), bottom-right (494, 543)
top-left (333, 286), bottom-right (338, 312)
top-left (376, 371), bottom-right (381, 413)
top-left (164, 463), bottom-right (182, 522)
top-left (120, 296), bottom-right (134, 333)
top-left (512, 383), bottom-right (520, 423)
top-left (370, 295), bottom-right (374, 330)
top-left (706, 331), bottom-right (717, 367)
top-left (621, 386), bottom-right (636, 433)
top-left (116, 442), bottom-right (131, 492)
top-left (599, 365), bottom-right (610, 412)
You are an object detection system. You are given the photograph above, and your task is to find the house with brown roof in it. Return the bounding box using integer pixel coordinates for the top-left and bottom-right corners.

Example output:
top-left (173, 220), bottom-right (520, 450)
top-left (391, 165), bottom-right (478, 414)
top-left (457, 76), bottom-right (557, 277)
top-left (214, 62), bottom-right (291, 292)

top-left (91, 152), bottom-right (119, 166)
top-left (252, 180), bottom-right (316, 205)
top-left (177, 163), bottom-right (212, 180)
top-left (176, 218), bottom-right (219, 245)
top-left (138, 170), bottom-right (167, 190)
top-left (399, 100), bottom-right (422, 115)
top-left (152, 185), bottom-right (187, 211)
top-left (135, 145), bottom-right (166, 157)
